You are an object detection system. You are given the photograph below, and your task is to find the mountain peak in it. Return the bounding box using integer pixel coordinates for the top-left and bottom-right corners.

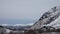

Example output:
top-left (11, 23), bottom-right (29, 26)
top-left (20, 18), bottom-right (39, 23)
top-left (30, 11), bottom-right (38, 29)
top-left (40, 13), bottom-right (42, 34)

top-left (31, 6), bottom-right (60, 30)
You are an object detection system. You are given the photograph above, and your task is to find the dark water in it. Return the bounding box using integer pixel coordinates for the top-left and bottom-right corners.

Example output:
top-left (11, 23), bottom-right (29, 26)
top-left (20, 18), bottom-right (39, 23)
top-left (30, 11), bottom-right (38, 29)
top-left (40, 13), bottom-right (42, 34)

top-left (40, 32), bottom-right (60, 34)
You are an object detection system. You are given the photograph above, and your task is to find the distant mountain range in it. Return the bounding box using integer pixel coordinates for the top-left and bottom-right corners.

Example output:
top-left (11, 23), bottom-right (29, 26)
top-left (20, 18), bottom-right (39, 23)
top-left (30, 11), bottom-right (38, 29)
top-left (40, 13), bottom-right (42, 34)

top-left (3, 25), bottom-right (31, 31)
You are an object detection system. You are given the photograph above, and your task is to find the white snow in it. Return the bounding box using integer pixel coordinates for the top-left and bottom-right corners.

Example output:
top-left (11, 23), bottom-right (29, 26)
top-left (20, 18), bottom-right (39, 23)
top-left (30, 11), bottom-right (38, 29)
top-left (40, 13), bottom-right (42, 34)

top-left (46, 15), bottom-right (60, 29)
top-left (6, 29), bottom-right (12, 33)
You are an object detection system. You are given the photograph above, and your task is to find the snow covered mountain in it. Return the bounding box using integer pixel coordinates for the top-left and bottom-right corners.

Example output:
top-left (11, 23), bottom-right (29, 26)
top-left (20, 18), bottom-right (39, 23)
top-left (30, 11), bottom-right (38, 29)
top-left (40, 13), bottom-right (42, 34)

top-left (31, 6), bottom-right (60, 30)
top-left (0, 24), bottom-right (32, 31)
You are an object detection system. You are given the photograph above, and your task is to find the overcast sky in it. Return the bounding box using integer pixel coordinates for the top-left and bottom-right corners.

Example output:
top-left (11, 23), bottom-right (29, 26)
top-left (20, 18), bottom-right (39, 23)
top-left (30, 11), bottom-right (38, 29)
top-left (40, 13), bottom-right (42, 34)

top-left (0, 0), bottom-right (60, 24)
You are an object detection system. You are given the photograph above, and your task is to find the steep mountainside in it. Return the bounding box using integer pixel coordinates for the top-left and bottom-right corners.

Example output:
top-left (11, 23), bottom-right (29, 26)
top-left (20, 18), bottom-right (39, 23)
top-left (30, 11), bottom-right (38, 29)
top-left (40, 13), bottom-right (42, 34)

top-left (31, 6), bottom-right (60, 30)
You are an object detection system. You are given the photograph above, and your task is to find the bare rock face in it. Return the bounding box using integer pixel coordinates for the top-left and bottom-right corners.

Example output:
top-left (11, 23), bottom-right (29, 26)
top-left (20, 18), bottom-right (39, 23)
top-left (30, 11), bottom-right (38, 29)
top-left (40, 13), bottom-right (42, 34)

top-left (31, 6), bottom-right (60, 30)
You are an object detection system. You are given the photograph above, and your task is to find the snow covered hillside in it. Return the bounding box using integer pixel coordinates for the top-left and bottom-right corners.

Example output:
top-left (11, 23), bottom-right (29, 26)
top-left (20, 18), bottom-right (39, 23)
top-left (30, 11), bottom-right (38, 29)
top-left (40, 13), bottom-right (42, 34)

top-left (31, 6), bottom-right (60, 30)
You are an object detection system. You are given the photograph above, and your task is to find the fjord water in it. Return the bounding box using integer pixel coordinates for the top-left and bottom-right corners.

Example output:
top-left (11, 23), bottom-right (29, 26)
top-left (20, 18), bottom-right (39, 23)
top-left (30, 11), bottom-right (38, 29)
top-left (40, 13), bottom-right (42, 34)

top-left (39, 32), bottom-right (60, 34)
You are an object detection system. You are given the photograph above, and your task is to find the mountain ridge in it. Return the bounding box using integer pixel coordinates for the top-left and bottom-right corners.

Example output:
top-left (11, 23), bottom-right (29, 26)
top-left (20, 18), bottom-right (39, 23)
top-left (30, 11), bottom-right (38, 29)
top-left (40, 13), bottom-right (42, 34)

top-left (31, 6), bottom-right (60, 30)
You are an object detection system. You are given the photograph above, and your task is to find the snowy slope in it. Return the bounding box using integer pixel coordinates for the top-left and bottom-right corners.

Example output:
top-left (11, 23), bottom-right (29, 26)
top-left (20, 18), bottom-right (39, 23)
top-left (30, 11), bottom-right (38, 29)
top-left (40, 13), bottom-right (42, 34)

top-left (46, 15), bottom-right (60, 29)
top-left (31, 6), bottom-right (60, 30)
